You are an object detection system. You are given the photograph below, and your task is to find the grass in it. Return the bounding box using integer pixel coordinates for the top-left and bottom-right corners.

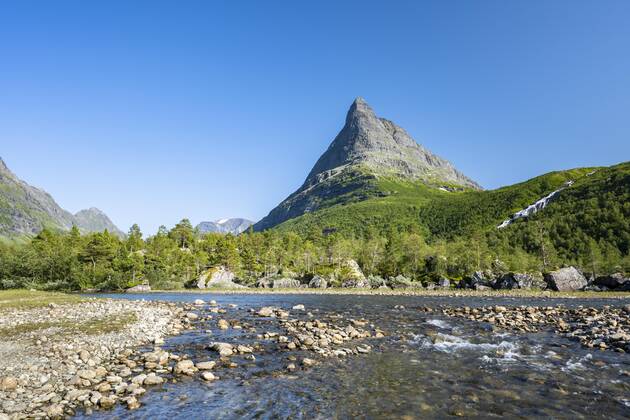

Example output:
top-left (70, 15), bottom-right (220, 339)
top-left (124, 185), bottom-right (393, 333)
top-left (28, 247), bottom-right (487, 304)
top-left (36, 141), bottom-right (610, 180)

top-left (0, 289), bottom-right (86, 309)
top-left (0, 311), bottom-right (138, 338)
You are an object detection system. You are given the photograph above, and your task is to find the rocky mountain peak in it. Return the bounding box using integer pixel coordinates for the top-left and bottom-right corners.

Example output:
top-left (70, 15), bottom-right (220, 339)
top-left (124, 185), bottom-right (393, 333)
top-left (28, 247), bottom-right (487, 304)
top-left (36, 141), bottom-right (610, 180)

top-left (305, 98), bottom-right (480, 189)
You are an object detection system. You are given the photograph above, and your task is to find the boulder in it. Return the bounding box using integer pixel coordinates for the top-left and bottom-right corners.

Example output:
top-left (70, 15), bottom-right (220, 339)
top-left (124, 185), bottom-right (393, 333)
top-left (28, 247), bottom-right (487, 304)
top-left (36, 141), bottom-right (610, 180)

top-left (255, 277), bottom-right (273, 288)
top-left (387, 275), bottom-right (421, 290)
top-left (493, 273), bottom-right (542, 290)
top-left (367, 275), bottom-right (387, 289)
top-left (340, 259), bottom-right (369, 288)
top-left (459, 271), bottom-right (493, 289)
top-left (126, 283), bottom-right (151, 293)
top-left (594, 273), bottom-right (629, 289)
top-left (308, 275), bottom-right (327, 289)
top-left (544, 267), bottom-right (587, 291)
top-left (437, 277), bottom-right (450, 288)
top-left (196, 266), bottom-right (245, 289)
top-left (272, 278), bottom-right (301, 288)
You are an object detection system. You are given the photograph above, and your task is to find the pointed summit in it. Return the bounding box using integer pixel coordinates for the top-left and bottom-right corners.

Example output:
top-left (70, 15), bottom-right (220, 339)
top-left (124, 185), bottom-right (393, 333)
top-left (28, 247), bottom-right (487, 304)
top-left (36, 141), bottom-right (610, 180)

top-left (304, 97), bottom-right (480, 189)
top-left (254, 98), bottom-right (481, 231)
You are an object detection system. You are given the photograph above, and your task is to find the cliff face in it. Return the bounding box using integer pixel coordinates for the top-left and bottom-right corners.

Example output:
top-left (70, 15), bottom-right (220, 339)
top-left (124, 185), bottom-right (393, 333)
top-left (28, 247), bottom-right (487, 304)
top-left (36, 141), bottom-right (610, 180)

top-left (254, 98), bottom-right (480, 231)
top-left (0, 157), bottom-right (122, 240)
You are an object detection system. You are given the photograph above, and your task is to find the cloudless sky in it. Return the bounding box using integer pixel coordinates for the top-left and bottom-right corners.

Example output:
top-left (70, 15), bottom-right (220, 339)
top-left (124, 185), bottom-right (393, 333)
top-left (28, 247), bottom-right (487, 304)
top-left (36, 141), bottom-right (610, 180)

top-left (1, 1), bottom-right (629, 235)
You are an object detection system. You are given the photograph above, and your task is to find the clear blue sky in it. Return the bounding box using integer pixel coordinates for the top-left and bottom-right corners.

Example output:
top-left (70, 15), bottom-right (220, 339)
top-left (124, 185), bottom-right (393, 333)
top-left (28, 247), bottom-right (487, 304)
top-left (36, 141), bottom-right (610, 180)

top-left (1, 1), bottom-right (629, 235)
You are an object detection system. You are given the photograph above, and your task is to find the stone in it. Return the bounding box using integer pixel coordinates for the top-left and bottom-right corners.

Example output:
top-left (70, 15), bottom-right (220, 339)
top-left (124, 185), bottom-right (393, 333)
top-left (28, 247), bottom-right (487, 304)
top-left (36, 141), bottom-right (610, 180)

top-left (257, 307), bottom-right (276, 317)
top-left (196, 266), bottom-right (245, 289)
top-left (194, 299), bottom-right (205, 305)
top-left (272, 278), bottom-right (301, 288)
top-left (143, 373), bottom-right (164, 385)
top-left (217, 319), bottom-right (230, 330)
top-left (126, 283), bottom-right (151, 293)
top-left (544, 267), bottom-right (587, 291)
top-left (494, 273), bottom-right (536, 290)
top-left (126, 396), bottom-right (141, 410)
top-left (196, 361), bottom-right (216, 370)
top-left (78, 369), bottom-right (97, 380)
top-left (302, 358), bottom-right (316, 367)
top-left (99, 396), bottom-right (116, 409)
top-left (201, 372), bottom-right (216, 381)
top-left (46, 404), bottom-right (64, 419)
top-left (0, 377), bottom-right (18, 391)
top-left (186, 312), bottom-right (199, 320)
top-left (208, 342), bottom-right (234, 357)
top-left (175, 359), bottom-right (196, 374)
top-left (340, 259), bottom-right (369, 288)
top-left (308, 275), bottom-right (327, 289)
top-left (594, 273), bottom-right (629, 289)
top-left (437, 277), bottom-right (450, 288)
top-left (292, 304), bottom-right (306, 311)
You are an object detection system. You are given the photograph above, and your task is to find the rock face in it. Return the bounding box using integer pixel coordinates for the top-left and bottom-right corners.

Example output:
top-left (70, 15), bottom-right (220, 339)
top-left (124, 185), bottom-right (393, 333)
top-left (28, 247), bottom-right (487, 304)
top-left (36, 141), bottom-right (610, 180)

top-left (544, 267), bottom-right (587, 291)
top-left (308, 276), bottom-right (327, 288)
top-left (0, 157), bottom-right (122, 240)
top-left (196, 218), bottom-right (253, 235)
top-left (340, 259), bottom-right (369, 288)
top-left (196, 266), bottom-right (245, 288)
top-left (74, 208), bottom-right (125, 238)
top-left (253, 98), bottom-right (480, 231)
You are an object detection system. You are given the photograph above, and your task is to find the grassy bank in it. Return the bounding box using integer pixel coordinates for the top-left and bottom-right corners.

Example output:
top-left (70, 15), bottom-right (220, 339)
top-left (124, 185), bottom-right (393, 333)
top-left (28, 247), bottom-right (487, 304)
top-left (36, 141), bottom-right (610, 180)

top-left (0, 289), bottom-right (87, 310)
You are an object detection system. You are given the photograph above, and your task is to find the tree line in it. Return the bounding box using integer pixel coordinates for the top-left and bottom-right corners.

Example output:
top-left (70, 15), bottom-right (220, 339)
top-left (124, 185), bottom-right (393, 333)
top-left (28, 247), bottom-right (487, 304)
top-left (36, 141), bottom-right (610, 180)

top-left (0, 213), bottom-right (627, 291)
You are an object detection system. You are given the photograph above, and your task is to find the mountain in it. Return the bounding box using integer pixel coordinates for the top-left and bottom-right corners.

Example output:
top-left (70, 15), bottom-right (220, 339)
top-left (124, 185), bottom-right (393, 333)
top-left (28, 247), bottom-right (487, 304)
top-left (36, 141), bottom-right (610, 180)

top-left (0, 157), bottom-right (122, 241)
top-left (254, 97), bottom-right (480, 231)
top-left (74, 208), bottom-right (125, 238)
top-left (196, 218), bottom-right (253, 235)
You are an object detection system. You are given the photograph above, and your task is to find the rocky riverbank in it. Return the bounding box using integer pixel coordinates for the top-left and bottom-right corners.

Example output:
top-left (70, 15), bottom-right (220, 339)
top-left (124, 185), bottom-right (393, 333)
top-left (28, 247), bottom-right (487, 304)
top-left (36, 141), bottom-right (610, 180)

top-left (0, 298), bottom-right (191, 418)
top-left (0, 296), bottom-right (384, 419)
top-left (432, 303), bottom-right (630, 353)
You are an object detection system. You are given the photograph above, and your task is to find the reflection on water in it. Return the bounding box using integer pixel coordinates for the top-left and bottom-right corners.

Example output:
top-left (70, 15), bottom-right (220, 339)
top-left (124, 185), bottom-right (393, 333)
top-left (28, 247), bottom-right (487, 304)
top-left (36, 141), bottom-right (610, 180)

top-left (81, 293), bottom-right (630, 419)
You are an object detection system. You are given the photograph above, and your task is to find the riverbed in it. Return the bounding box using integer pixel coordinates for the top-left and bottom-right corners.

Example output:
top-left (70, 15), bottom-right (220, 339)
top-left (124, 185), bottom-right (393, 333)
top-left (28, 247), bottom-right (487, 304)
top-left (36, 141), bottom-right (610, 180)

top-left (83, 293), bottom-right (630, 419)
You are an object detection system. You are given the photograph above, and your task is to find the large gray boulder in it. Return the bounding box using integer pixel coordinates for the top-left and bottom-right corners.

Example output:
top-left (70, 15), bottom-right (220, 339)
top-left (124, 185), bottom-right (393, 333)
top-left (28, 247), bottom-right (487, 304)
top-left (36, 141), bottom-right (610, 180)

top-left (459, 271), bottom-right (493, 289)
top-left (594, 273), bottom-right (629, 289)
top-left (197, 266), bottom-right (245, 289)
top-left (272, 278), bottom-right (301, 289)
top-left (126, 283), bottom-right (151, 293)
top-left (340, 259), bottom-right (369, 288)
top-left (308, 276), bottom-right (327, 289)
top-left (494, 273), bottom-right (544, 290)
top-left (544, 267), bottom-right (587, 291)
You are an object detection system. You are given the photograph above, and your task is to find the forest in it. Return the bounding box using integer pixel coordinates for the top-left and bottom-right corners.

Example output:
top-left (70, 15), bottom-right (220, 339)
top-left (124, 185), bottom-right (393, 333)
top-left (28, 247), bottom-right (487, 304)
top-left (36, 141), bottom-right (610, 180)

top-left (0, 201), bottom-right (627, 291)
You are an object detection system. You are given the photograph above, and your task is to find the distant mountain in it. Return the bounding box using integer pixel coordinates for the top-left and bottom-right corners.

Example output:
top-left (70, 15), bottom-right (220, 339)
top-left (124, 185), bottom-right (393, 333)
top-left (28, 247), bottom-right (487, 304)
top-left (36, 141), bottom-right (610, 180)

top-left (196, 218), bottom-right (253, 235)
top-left (254, 97), bottom-right (480, 231)
top-left (74, 207), bottom-right (125, 238)
top-left (0, 157), bottom-right (123, 240)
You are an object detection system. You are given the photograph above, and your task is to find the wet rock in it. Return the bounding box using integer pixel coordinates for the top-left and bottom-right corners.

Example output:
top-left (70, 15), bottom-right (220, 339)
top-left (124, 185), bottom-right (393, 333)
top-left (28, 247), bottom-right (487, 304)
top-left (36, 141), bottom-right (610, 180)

top-left (256, 307), bottom-right (276, 317)
top-left (302, 358), bottom-right (316, 367)
top-left (208, 342), bottom-right (234, 357)
top-left (143, 373), bottom-right (164, 385)
top-left (292, 304), bottom-right (305, 311)
top-left (174, 360), bottom-right (197, 375)
top-left (217, 319), bottom-right (230, 330)
top-left (194, 299), bottom-right (205, 305)
top-left (196, 361), bottom-right (216, 370)
top-left (201, 372), bottom-right (216, 381)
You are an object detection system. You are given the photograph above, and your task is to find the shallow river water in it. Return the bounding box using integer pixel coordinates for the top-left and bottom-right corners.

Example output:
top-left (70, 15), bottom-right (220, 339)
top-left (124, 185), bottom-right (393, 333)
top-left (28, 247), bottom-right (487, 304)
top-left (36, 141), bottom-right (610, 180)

top-left (82, 293), bottom-right (630, 419)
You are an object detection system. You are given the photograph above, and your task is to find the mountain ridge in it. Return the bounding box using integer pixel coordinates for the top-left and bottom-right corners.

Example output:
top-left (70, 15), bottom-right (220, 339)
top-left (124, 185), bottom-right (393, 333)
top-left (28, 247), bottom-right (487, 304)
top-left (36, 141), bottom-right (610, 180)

top-left (0, 157), bottom-right (123, 240)
top-left (196, 218), bottom-right (253, 235)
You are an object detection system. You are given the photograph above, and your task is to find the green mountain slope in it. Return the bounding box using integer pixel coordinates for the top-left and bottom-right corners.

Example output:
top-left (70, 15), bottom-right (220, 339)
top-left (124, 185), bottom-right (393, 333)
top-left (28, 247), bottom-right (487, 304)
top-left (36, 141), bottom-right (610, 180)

top-left (273, 162), bottom-right (629, 253)
top-left (0, 157), bottom-right (123, 241)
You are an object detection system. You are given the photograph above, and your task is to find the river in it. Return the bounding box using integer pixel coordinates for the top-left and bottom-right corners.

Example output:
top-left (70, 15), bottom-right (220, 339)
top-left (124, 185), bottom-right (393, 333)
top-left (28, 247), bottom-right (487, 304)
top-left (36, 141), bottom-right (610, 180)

top-left (80, 293), bottom-right (630, 419)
